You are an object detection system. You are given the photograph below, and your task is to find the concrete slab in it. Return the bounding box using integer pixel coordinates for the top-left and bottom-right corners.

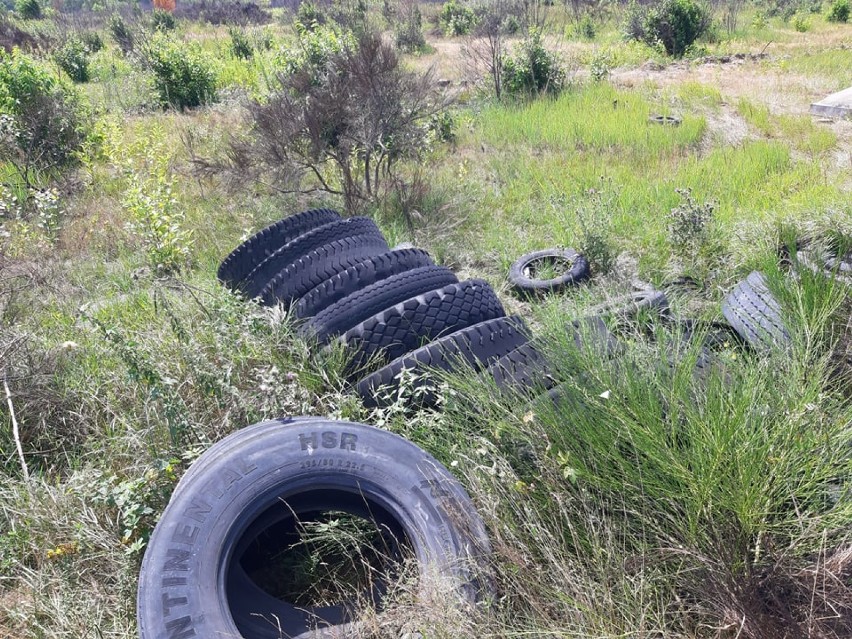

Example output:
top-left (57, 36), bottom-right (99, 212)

top-left (810, 86), bottom-right (852, 118)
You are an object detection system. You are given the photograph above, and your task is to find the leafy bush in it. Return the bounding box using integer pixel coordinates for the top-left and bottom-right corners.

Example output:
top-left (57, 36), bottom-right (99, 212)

top-left (109, 14), bottom-right (135, 55)
top-left (228, 26), bottom-right (252, 59)
top-left (575, 14), bottom-right (596, 39)
top-left (395, 3), bottom-right (426, 53)
top-left (0, 49), bottom-right (88, 180)
top-left (502, 29), bottom-right (565, 97)
top-left (54, 37), bottom-right (91, 83)
top-left (151, 8), bottom-right (177, 32)
top-left (296, 0), bottom-right (327, 30)
top-left (621, 0), bottom-right (646, 40)
top-left (826, 0), bottom-right (849, 21)
top-left (791, 10), bottom-right (811, 29)
top-left (439, 0), bottom-right (477, 36)
top-left (641, 0), bottom-right (711, 56)
top-left (277, 23), bottom-right (355, 83)
top-left (15, 0), bottom-right (40, 20)
top-left (143, 34), bottom-right (216, 110)
top-left (80, 30), bottom-right (103, 53)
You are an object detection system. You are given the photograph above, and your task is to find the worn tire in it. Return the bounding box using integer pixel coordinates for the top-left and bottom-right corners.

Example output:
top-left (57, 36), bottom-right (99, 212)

top-left (484, 342), bottom-right (556, 393)
top-left (721, 271), bottom-right (790, 350)
top-left (242, 217), bottom-right (385, 299)
top-left (302, 266), bottom-right (459, 344)
top-left (337, 279), bottom-right (506, 377)
top-left (137, 417), bottom-right (492, 639)
top-left (295, 249), bottom-right (435, 320)
top-left (798, 245), bottom-right (852, 287)
top-left (258, 234), bottom-right (390, 307)
top-left (357, 316), bottom-right (530, 408)
top-left (508, 248), bottom-right (590, 294)
top-left (218, 209), bottom-right (341, 291)
top-left (586, 289), bottom-right (669, 318)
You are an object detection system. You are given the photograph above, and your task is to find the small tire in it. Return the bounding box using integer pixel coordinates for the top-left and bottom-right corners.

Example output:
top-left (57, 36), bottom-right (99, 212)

top-left (586, 289), bottom-right (669, 318)
top-left (798, 245), bottom-right (852, 287)
top-left (242, 217), bottom-right (385, 299)
top-left (258, 234), bottom-right (390, 307)
top-left (508, 248), bottom-right (590, 294)
top-left (721, 271), bottom-right (791, 350)
top-left (295, 249), bottom-right (435, 320)
top-left (357, 316), bottom-right (530, 408)
top-left (338, 279), bottom-right (506, 377)
top-left (137, 417), bottom-right (492, 639)
top-left (217, 209), bottom-right (341, 291)
top-left (302, 266), bottom-right (459, 345)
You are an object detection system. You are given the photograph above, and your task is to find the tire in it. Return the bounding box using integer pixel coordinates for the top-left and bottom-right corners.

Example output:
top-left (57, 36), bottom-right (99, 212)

top-left (337, 279), bottom-right (506, 377)
top-left (356, 316), bottom-right (530, 408)
top-left (302, 266), bottom-right (459, 345)
top-left (484, 342), bottom-right (556, 393)
top-left (508, 248), bottom-right (590, 294)
top-left (721, 271), bottom-right (790, 350)
top-left (218, 209), bottom-right (341, 291)
top-left (242, 217), bottom-right (385, 299)
top-left (257, 234), bottom-right (390, 307)
top-left (586, 289), bottom-right (669, 318)
top-left (295, 249), bottom-right (435, 320)
top-left (798, 245), bottom-right (852, 287)
top-left (137, 418), bottom-right (492, 639)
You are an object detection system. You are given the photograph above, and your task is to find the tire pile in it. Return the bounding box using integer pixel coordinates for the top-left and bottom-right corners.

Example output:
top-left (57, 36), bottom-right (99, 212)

top-left (217, 208), bottom-right (554, 406)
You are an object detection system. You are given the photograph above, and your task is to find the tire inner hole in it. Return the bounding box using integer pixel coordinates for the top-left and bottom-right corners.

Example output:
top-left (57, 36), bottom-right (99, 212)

top-left (523, 256), bottom-right (575, 281)
top-left (227, 489), bottom-right (412, 638)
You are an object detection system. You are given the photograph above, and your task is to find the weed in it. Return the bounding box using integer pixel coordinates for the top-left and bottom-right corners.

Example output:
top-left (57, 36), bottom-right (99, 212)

top-left (395, 1), bottom-right (426, 53)
top-left (150, 8), bottom-right (176, 32)
top-left (792, 10), bottom-right (812, 29)
top-left (228, 26), bottom-right (253, 59)
top-left (589, 49), bottom-right (613, 81)
top-left (574, 185), bottom-right (618, 275)
top-left (108, 14), bottom-right (135, 56)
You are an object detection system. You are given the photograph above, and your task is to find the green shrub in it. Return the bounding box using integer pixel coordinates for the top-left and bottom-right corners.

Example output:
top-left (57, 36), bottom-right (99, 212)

top-left (826, 0), bottom-right (849, 21)
top-left (0, 49), bottom-right (87, 177)
top-left (641, 0), bottom-right (711, 57)
top-left (109, 14), bottom-right (135, 55)
top-left (228, 26), bottom-right (253, 59)
top-left (15, 0), bottom-right (40, 19)
top-left (54, 37), bottom-right (90, 83)
top-left (622, 0), bottom-right (646, 40)
top-left (575, 14), bottom-right (596, 39)
top-left (143, 34), bottom-right (216, 110)
top-left (80, 31), bottom-right (104, 53)
top-left (151, 8), bottom-right (177, 32)
top-left (395, 4), bottom-right (425, 53)
top-left (502, 28), bottom-right (565, 97)
top-left (791, 10), bottom-right (811, 29)
top-left (296, 0), bottom-right (326, 30)
top-left (439, 0), bottom-right (477, 36)
top-left (278, 24), bottom-right (355, 84)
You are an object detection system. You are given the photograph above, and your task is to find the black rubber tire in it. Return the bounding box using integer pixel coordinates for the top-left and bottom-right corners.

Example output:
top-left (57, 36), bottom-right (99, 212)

top-left (217, 209), bottom-right (341, 291)
top-left (484, 342), bottom-right (556, 393)
top-left (295, 249), bottom-right (435, 320)
top-left (257, 234), bottom-right (390, 307)
top-left (137, 417), bottom-right (491, 639)
top-left (357, 316), bottom-right (530, 408)
top-left (798, 246), bottom-right (852, 287)
top-left (338, 279), bottom-right (506, 377)
top-left (721, 271), bottom-right (790, 350)
top-left (508, 248), bottom-right (590, 294)
top-left (242, 217), bottom-right (385, 299)
top-left (649, 114), bottom-right (682, 126)
top-left (302, 266), bottom-right (460, 345)
top-left (586, 289), bottom-right (669, 318)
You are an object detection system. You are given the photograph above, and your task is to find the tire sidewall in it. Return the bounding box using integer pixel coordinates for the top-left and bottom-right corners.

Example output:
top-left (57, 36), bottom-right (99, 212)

top-left (138, 420), bottom-right (488, 639)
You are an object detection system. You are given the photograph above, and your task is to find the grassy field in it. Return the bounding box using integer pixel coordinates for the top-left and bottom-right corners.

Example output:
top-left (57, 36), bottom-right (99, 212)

top-left (1, 1), bottom-right (850, 637)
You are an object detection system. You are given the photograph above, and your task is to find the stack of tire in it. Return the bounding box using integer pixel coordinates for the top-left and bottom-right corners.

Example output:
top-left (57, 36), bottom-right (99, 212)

top-left (218, 208), bottom-right (539, 406)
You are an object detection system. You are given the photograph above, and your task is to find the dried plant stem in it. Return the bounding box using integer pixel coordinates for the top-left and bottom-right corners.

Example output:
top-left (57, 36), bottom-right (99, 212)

top-left (4, 371), bottom-right (29, 482)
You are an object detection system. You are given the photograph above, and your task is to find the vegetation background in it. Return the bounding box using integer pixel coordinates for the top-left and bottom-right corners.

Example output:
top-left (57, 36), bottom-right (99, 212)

top-left (0, 0), bottom-right (850, 636)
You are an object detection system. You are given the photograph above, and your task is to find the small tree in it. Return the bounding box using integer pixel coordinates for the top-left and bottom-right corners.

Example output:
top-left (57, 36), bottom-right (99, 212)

top-left (640, 0), bottom-right (711, 57)
top-left (231, 31), bottom-right (449, 213)
top-left (142, 33), bottom-right (217, 110)
top-left (15, 0), bottom-right (41, 20)
top-left (827, 0), bottom-right (849, 21)
top-left (502, 28), bottom-right (564, 96)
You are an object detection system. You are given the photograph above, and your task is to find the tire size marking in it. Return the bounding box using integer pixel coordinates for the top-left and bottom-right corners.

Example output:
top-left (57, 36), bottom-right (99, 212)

top-left (298, 431), bottom-right (358, 452)
top-left (300, 457), bottom-right (366, 472)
